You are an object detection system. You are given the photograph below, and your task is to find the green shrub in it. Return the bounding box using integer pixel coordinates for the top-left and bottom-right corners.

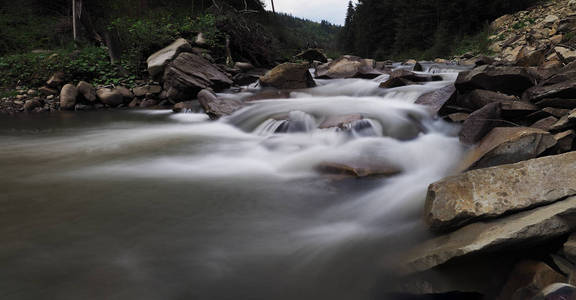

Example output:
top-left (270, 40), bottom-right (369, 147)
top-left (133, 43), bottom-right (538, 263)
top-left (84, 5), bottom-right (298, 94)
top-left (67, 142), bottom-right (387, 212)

top-left (0, 47), bottom-right (136, 89)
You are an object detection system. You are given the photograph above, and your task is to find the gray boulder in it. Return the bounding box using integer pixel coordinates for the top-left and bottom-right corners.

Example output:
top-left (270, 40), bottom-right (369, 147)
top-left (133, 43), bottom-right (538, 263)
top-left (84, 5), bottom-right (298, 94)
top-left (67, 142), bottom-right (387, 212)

top-left (147, 38), bottom-right (193, 79)
top-left (426, 151), bottom-right (576, 231)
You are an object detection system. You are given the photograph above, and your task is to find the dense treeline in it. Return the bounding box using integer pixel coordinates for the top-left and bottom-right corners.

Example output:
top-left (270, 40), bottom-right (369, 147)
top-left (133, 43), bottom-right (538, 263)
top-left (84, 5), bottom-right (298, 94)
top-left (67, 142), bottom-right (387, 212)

top-left (339, 0), bottom-right (541, 60)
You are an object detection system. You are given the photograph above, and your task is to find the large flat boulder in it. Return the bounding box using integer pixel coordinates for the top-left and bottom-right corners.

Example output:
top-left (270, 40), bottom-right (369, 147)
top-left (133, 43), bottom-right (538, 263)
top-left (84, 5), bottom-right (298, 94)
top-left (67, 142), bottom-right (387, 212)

top-left (402, 196), bottom-right (576, 273)
top-left (455, 65), bottom-right (537, 96)
top-left (460, 127), bottom-right (556, 171)
top-left (259, 63), bottom-right (316, 90)
top-left (315, 55), bottom-right (382, 79)
top-left (426, 151), bottom-right (576, 231)
top-left (162, 52), bottom-right (232, 101)
top-left (147, 38), bottom-right (193, 79)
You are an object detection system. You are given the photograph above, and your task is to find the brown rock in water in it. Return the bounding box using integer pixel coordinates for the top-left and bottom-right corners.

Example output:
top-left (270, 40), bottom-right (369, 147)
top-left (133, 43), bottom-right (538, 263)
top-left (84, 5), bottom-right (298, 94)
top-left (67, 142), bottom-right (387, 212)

top-left (455, 65), bottom-right (536, 96)
top-left (543, 107), bottom-right (570, 118)
top-left (133, 85), bottom-right (162, 98)
top-left (319, 114), bottom-right (364, 129)
top-left (246, 90), bottom-right (293, 101)
top-left (380, 69), bottom-right (443, 89)
top-left (139, 99), bottom-right (158, 108)
top-left (96, 88), bottom-right (124, 107)
top-left (198, 89), bottom-right (243, 119)
top-left (162, 52), bottom-right (232, 101)
top-left (315, 55), bottom-right (382, 79)
top-left (76, 81), bottom-right (96, 102)
top-left (460, 127), bottom-right (556, 171)
top-left (564, 233), bottom-right (576, 265)
top-left (172, 101), bottom-right (195, 113)
top-left (459, 102), bottom-right (505, 145)
top-left (316, 161), bottom-right (401, 178)
top-left (402, 196), bottom-right (576, 273)
top-left (415, 85), bottom-right (457, 115)
top-left (425, 151), bottom-right (576, 231)
top-left (59, 84), bottom-right (78, 110)
top-left (498, 261), bottom-right (566, 300)
top-left (259, 63), bottom-right (316, 90)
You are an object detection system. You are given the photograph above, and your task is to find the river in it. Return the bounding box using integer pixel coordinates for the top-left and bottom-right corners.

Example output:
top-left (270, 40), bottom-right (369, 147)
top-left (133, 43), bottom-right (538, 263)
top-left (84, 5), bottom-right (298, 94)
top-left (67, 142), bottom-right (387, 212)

top-left (0, 64), bottom-right (468, 300)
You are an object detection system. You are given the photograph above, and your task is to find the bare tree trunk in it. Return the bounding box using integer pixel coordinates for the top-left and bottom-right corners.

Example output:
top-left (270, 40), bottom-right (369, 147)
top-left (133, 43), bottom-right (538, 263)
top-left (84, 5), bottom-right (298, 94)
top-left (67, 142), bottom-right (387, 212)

top-left (72, 0), bottom-right (77, 41)
top-left (271, 0), bottom-right (276, 14)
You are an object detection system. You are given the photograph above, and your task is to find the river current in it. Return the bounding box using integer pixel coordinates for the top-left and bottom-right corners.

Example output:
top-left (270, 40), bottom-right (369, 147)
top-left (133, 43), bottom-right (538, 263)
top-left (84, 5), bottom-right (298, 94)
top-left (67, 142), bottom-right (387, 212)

top-left (0, 64), bottom-right (468, 300)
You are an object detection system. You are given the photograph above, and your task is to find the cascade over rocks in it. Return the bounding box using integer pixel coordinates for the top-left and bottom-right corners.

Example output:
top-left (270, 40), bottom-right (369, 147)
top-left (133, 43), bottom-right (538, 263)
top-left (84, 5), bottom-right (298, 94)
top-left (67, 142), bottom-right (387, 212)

top-left (259, 63), bottom-right (316, 89)
top-left (315, 55), bottom-right (382, 79)
top-left (162, 52), bottom-right (233, 101)
top-left (426, 151), bottom-right (576, 231)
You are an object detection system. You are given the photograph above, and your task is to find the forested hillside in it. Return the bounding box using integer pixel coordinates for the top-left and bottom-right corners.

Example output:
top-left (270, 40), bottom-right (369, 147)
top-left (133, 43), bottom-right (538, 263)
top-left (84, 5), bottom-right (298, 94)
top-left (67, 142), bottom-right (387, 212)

top-left (0, 0), bottom-right (339, 90)
top-left (339, 0), bottom-right (542, 60)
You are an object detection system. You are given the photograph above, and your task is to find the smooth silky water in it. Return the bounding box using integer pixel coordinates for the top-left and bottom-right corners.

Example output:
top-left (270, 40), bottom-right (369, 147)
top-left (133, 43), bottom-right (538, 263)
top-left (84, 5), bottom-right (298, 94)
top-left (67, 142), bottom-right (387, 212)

top-left (0, 65), bottom-right (468, 300)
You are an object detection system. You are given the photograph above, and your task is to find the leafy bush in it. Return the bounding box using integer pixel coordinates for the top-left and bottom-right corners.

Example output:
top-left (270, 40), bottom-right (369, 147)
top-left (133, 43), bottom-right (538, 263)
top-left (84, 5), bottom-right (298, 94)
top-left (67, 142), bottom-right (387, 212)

top-left (0, 46), bottom-right (136, 89)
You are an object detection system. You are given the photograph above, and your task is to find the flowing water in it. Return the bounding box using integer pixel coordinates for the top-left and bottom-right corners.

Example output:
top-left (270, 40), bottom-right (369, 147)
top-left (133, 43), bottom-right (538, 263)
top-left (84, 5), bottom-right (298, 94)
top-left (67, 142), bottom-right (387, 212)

top-left (0, 64), bottom-right (469, 300)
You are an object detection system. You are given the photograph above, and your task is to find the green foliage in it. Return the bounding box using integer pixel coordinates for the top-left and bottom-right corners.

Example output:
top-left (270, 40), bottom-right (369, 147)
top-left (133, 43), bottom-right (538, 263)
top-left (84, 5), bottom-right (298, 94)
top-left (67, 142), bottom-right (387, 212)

top-left (0, 47), bottom-right (135, 89)
top-left (0, 13), bottom-right (64, 55)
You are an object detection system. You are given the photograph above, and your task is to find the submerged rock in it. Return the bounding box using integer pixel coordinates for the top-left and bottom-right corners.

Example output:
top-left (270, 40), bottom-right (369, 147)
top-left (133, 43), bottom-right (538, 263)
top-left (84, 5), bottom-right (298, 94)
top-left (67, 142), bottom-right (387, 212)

top-left (403, 196), bottom-right (576, 273)
top-left (316, 161), bottom-right (401, 178)
top-left (259, 63), bottom-right (316, 89)
top-left (426, 151), bottom-right (576, 231)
